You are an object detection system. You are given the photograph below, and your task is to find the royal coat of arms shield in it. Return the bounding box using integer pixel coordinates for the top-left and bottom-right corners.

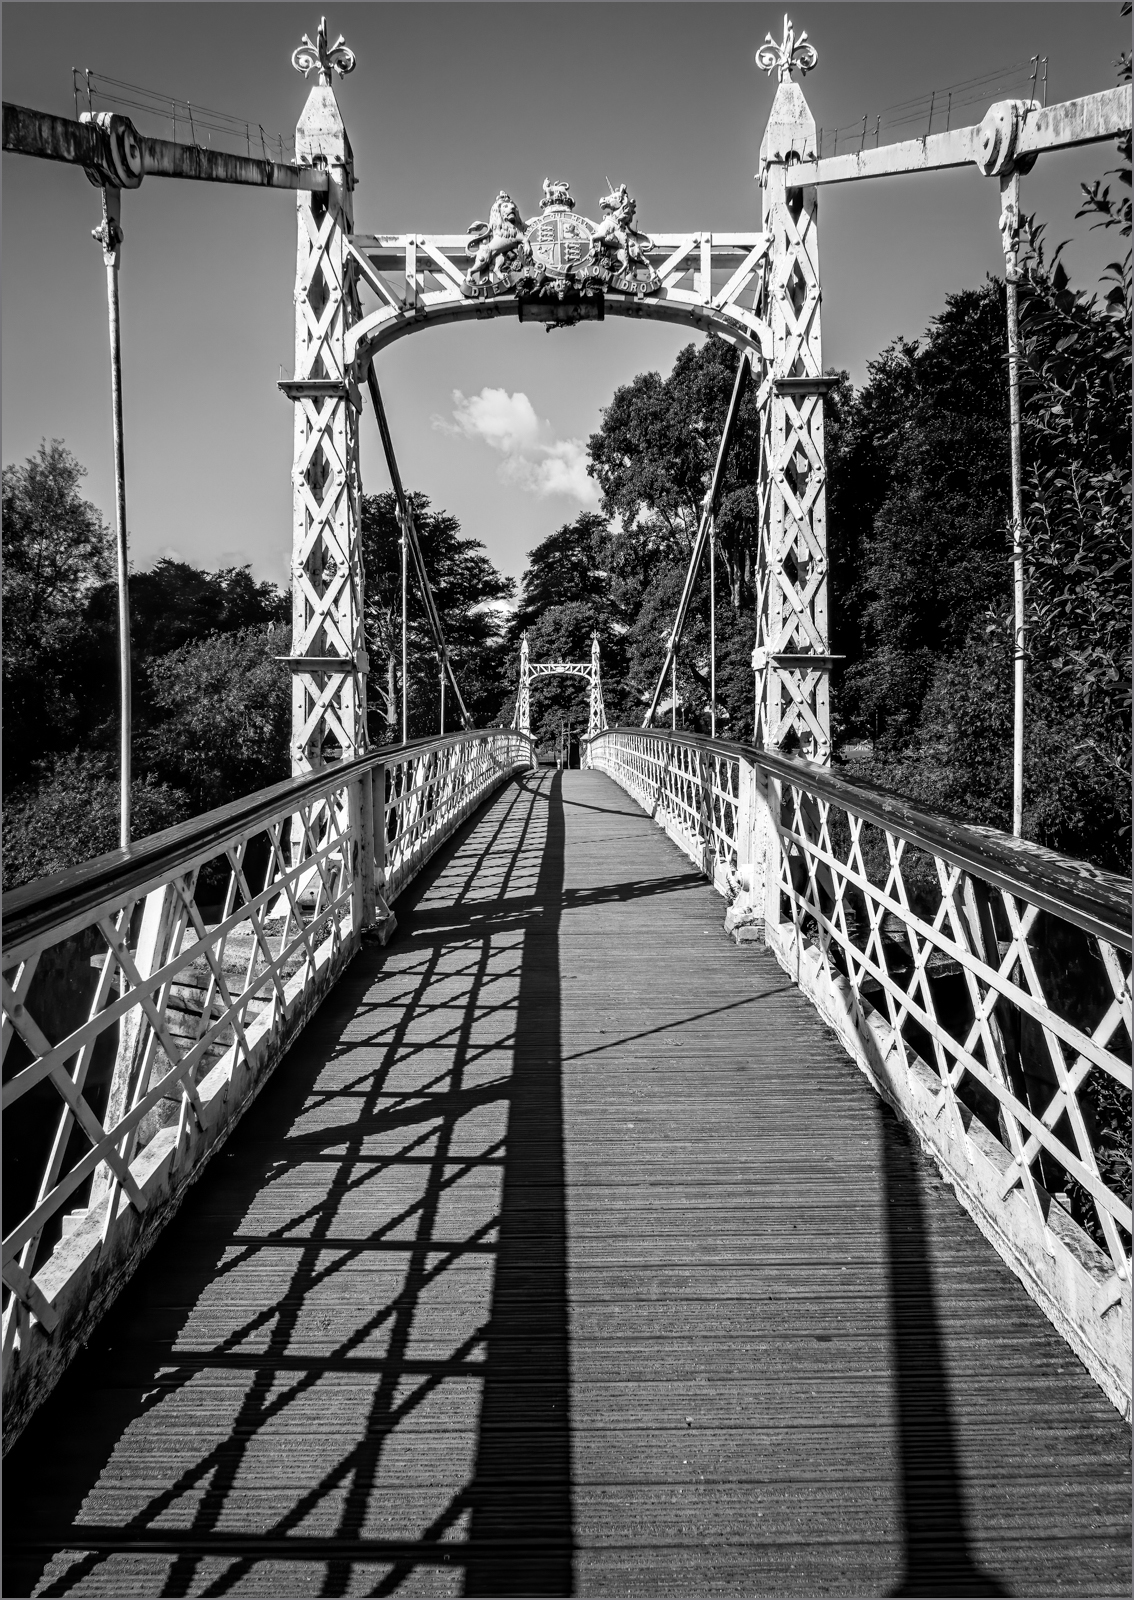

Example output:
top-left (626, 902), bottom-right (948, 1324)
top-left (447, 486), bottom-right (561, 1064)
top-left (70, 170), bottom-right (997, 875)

top-left (527, 209), bottom-right (595, 275)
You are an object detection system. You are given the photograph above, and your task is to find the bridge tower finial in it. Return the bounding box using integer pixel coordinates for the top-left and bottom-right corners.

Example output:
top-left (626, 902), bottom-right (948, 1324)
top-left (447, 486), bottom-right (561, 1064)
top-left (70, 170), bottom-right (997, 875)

top-left (755, 14), bottom-right (818, 84)
top-left (292, 17), bottom-right (357, 86)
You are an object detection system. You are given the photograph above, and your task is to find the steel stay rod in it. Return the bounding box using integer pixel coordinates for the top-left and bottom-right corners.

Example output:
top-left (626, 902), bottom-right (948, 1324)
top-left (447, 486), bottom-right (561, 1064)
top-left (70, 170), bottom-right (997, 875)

top-left (105, 221), bottom-right (131, 847)
top-left (643, 351), bottom-right (752, 727)
top-left (363, 361), bottom-right (471, 728)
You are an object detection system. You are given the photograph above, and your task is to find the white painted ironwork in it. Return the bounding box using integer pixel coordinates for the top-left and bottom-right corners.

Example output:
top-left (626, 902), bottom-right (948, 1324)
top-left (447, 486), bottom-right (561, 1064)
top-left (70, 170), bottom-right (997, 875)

top-left (287, 56), bottom-right (368, 774)
top-left (343, 231), bottom-right (773, 362)
top-left (589, 726), bottom-right (1133, 1415)
top-left (754, 53), bottom-right (832, 763)
top-left (513, 631), bottom-right (607, 740)
top-left (788, 85), bottom-right (1132, 188)
top-left (756, 13), bottom-right (818, 83)
top-left (0, 729), bottom-right (535, 1439)
top-left (90, 182), bottom-right (133, 848)
top-left (291, 17), bottom-right (357, 83)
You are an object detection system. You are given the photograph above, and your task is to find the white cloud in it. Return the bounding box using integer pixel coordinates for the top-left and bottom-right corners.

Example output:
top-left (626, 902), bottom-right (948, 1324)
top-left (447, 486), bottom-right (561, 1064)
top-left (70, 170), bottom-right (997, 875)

top-left (432, 387), bottom-right (600, 507)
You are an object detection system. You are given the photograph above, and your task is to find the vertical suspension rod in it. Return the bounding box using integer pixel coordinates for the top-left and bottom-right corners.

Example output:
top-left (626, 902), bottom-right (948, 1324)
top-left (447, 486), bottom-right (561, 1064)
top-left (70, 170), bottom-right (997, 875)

top-left (643, 351), bottom-right (752, 728)
top-left (93, 185), bottom-right (131, 847)
top-left (1000, 171), bottom-right (1026, 836)
top-left (401, 526), bottom-right (408, 744)
top-left (710, 516), bottom-right (716, 738)
top-left (363, 360), bottom-right (471, 727)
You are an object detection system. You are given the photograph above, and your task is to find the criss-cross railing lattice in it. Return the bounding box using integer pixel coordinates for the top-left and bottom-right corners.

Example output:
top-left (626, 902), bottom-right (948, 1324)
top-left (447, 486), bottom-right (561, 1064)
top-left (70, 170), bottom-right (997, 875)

top-left (1, 729), bottom-right (534, 1440)
top-left (588, 726), bottom-right (1132, 1413)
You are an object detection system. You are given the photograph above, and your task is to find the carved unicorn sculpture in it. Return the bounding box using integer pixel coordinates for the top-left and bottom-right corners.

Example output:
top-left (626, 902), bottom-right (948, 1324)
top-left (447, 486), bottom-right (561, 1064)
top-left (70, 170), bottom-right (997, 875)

top-left (592, 181), bottom-right (653, 278)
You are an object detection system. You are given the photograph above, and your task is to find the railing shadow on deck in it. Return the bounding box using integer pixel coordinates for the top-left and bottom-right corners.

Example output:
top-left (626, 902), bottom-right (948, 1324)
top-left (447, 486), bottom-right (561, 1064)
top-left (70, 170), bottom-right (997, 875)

top-left (3, 772), bottom-right (575, 1598)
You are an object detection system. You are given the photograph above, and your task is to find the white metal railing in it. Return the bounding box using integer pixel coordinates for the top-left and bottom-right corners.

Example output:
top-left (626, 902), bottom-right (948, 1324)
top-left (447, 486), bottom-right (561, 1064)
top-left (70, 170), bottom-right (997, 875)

top-left (589, 727), bottom-right (1133, 1415)
top-left (1, 728), bottom-right (534, 1443)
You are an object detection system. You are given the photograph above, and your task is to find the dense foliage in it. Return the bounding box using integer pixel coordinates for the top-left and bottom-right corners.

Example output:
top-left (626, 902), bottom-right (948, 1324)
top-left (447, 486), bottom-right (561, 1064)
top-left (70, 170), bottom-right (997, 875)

top-left (1, 456), bottom-right (291, 887)
top-left (2, 441), bottom-right (115, 792)
top-left (4, 90), bottom-right (1128, 885)
top-left (838, 47), bottom-right (1131, 873)
top-left (360, 491), bottom-right (513, 742)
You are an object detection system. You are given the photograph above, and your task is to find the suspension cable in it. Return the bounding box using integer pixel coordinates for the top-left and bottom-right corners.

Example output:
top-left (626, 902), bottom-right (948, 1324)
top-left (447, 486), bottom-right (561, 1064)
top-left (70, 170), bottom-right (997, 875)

top-left (643, 351), bottom-right (752, 729)
top-left (363, 362), bottom-right (472, 729)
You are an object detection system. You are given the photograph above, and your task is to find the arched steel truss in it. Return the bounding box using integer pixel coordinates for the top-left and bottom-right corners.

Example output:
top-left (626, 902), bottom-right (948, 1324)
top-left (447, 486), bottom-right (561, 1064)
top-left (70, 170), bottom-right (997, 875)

top-left (344, 233), bottom-right (773, 365)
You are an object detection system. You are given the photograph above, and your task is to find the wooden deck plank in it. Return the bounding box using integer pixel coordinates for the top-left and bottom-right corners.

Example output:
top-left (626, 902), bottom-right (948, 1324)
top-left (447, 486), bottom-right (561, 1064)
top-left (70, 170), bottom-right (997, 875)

top-left (4, 769), bottom-right (1129, 1598)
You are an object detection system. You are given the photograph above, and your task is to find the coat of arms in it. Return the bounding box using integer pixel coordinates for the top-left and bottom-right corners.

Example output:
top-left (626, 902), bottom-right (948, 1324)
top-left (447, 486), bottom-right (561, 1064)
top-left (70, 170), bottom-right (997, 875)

top-left (528, 180), bottom-right (595, 276)
top-left (462, 179), bottom-right (660, 302)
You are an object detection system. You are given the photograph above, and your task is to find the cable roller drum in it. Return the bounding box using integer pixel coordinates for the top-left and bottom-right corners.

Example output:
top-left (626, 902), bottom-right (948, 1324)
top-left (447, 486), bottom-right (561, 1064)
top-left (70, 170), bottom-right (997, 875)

top-left (79, 110), bottom-right (144, 189)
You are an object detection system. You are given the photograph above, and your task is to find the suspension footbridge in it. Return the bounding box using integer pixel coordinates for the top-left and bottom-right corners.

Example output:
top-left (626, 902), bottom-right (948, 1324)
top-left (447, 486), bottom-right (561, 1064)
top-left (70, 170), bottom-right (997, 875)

top-left (2, 16), bottom-right (1130, 1595)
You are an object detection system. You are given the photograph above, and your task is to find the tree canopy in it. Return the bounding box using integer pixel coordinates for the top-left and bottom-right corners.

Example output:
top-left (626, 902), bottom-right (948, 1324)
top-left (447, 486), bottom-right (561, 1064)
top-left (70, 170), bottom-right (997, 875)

top-left (360, 491), bottom-right (513, 741)
top-left (3, 88), bottom-right (1128, 885)
top-left (2, 441), bottom-right (115, 789)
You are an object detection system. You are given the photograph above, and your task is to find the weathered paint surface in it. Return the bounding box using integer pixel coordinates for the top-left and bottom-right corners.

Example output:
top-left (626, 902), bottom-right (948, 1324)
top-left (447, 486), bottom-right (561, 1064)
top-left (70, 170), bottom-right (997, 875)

top-left (2, 102), bottom-right (328, 190)
top-left (791, 84), bottom-right (1132, 188)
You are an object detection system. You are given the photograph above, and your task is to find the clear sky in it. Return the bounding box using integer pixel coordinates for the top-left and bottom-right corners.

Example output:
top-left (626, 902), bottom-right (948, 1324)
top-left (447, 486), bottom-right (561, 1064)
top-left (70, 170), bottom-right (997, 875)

top-left (2, 2), bottom-right (1127, 590)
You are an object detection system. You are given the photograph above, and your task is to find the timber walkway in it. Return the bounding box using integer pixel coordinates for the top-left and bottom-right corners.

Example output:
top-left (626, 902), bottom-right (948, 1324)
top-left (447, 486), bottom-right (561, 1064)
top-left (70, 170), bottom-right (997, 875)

top-left (4, 769), bottom-right (1130, 1597)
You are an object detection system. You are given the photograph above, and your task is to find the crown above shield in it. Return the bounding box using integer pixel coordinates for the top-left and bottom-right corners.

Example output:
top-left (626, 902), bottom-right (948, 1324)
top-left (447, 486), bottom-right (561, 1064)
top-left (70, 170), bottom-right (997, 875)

top-left (540, 178), bottom-right (576, 212)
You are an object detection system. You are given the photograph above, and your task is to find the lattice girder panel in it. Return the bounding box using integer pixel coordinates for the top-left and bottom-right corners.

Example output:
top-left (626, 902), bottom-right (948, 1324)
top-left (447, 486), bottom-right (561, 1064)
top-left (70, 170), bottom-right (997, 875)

top-left (1, 730), bottom-right (536, 1423)
top-left (591, 730), bottom-right (1133, 1266)
top-left (587, 726), bottom-right (1132, 1412)
top-left (766, 774), bottom-right (1132, 1276)
top-left (588, 731), bottom-right (740, 891)
top-left (1, 775), bottom-right (364, 1368)
top-left (344, 234), bottom-right (774, 366)
top-left (289, 84), bottom-right (367, 775)
top-left (755, 74), bottom-right (832, 764)
top-left (382, 733), bottom-right (537, 902)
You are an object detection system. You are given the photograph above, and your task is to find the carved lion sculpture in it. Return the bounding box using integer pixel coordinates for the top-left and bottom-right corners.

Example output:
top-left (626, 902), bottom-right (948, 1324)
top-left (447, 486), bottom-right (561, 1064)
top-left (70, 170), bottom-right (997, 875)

top-left (466, 192), bottom-right (529, 286)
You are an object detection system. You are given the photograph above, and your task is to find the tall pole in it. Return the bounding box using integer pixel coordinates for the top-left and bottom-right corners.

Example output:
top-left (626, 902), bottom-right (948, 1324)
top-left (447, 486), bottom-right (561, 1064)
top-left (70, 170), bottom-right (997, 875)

top-left (671, 656), bottom-right (677, 731)
top-left (1000, 170), bottom-right (1025, 837)
top-left (401, 525), bottom-right (408, 743)
top-left (440, 656), bottom-right (445, 735)
top-left (710, 517), bottom-right (717, 739)
top-left (92, 184), bottom-right (131, 848)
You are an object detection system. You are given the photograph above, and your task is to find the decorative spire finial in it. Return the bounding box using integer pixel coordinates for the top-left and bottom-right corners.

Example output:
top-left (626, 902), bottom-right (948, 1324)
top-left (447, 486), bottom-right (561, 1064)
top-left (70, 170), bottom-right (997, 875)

top-left (292, 17), bottom-right (357, 85)
top-left (756, 13), bottom-right (817, 82)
